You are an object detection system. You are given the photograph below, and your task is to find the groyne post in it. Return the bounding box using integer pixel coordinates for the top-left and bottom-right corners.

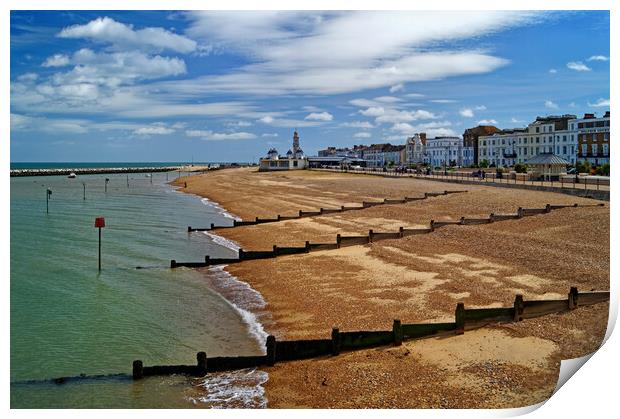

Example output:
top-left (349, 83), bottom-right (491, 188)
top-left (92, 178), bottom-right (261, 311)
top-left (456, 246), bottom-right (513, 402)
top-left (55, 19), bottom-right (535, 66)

top-left (331, 328), bottom-right (341, 355)
top-left (568, 287), bottom-right (579, 310)
top-left (336, 234), bottom-right (341, 248)
top-left (197, 351), bottom-right (207, 375)
top-left (399, 226), bottom-right (404, 238)
top-left (430, 220), bottom-right (435, 232)
top-left (266, 335), bottom-right (276, 366)
top-left (517, 207), bottom-right (524, 218)
top-left (368, 229), bottom-right (374, 243)
top-left (513, 295), bottom-right (524, 322)
top-left (133, 360), bottom-right (143, 379)
top-left (83, 182), bottom-right (86, 200)
top-left (545, 203), bottom-right (551, 213)
top-left (393, 319), bottom-right (403, 346)
top-left (455, 303), bottom-right (465, 335)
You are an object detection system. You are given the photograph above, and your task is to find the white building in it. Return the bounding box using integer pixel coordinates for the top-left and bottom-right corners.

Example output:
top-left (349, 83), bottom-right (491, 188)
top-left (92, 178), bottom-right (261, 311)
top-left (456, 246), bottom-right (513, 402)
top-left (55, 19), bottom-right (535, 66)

top-left (425, 137), bottom-right (471, 167)
top-left (363, 144), bottom-right (406, 168)
top-left (259, 131), bottom-right (308, 171)
top-left (478, 115), bottom-right (578, 166)
top-left (405, 134), bottom-right (427, 165)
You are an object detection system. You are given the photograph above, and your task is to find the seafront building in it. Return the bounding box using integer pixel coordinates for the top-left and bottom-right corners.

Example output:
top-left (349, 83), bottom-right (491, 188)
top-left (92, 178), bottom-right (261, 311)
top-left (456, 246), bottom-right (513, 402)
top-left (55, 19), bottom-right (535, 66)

top-left (405, 134), bottom-right (427, 165)
top-left (259, 131), bottom-right (308, 171)
top-left (424, 136), bottom-right (473, 168)
top-left (363, 144), bottom-right (406, 168)
top-left (573, 111), bottom-right (610, 165)
top-left (463, 125), bottom-right (501, 166)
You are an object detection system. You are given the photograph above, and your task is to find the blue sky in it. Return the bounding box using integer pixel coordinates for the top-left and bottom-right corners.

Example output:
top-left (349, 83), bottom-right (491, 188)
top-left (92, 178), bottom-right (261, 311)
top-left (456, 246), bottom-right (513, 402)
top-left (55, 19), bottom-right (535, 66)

top-left (10, 10), bottom-right (609, 162)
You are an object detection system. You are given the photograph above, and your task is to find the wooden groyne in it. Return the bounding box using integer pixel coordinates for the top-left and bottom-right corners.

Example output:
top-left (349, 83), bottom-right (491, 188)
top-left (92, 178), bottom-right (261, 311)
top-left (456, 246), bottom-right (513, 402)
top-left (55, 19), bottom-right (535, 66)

top-left (187, 189), bottom-right (468, 232)
top-left (172, 203), bottom-right (605, 268)
top-left (10, 166), bottom-right (184, 177)
top-left (131, 287), bottom-right (609, 379)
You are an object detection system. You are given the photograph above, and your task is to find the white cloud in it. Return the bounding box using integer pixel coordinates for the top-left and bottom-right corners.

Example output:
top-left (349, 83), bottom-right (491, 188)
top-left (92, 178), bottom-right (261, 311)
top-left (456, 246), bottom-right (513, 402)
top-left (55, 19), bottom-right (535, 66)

top-left (510, 117), bottom-right (525, 124)
top-left (261, 133), bottom-right (278, 137)
top-left (477, 119), bottom-right (498, 125)
top-left (375, 109), bottom-right (436, 124)
top-left (227, 120), bottom-right (253, 127)
top-left (389, 120), bottom-right (456, 137)
top-left (179, 11), bottom-right (538, 95)
top-left (548, 68), bottom-right (557, 74)
top-left (566, 61), bottom-right (591, 72)
top-left (359, 107), bottom-right (385, 117)
top-left (389, 83), bottom-right (404, 93)
top-left (133, 126), bottom-right (175, 135)
top-left (544, 100), bottom-right (559, 109)
top-left (17, 73), bottom-right (39, 82)
top-left (11, 113), bottom-right (89, 134)
top-left (373, 96), bottom-right (402, 103)
top-left (185, 130), bottom-right (257, 141)
top-left (42, 54), bottom-right (70, 67)
top-left (304, 111), bottom-right (333, 121)
top-left (587, 55), bottom-right (609, 61)
top-left (353, 132), bottom-right (371, 138)
top-left (258, 116), bottom-right (321, 127)
top-left (340, 121), bottom-right (375, 129)
top-left (403, 93), bottom-right (425, 98)
top-left (459, 108), bottom-right (474, 117)
top-left (431, 99), bottom-right (458, 104)
top-left (59, 17), bottom-right (197, 53)
top-left (587, 98), bottom-right (610, 108)
top-left (474, 105), bottom-right (486, 111)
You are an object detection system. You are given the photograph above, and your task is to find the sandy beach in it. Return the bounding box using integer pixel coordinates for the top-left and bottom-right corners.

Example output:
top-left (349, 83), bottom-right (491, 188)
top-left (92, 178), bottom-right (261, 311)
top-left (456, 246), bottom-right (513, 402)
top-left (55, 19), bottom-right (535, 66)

top-left (175, 167), bottom-right (609, 408)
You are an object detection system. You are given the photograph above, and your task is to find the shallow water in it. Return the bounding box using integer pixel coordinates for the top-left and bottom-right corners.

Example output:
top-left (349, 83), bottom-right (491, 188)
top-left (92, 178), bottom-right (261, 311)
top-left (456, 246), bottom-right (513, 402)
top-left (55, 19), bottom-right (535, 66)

top-left (10, 172), bottom-right (267, 408)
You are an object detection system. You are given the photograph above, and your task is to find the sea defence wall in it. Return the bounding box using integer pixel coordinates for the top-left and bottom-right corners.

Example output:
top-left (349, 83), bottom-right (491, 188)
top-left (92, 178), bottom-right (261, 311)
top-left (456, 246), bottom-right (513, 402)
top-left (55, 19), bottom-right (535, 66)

top-left (172, 203), bottom-right (605, 268)
top-left (187, 189), bottom-right (467, 232)
top-left (10, 166), bottom-right (182, 177)
top-left (131, 287), bottom-right (609, 379)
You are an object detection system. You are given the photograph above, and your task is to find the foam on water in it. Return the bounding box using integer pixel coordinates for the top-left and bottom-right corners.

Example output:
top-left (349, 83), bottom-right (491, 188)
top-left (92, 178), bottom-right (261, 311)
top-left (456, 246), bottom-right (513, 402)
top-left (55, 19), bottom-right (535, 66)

top-left (200, 197), bottom-right (241, 221)
top-left (203, 231), bottom-right (241, 252)
top-left (191, 368), bottom-right (269, 408)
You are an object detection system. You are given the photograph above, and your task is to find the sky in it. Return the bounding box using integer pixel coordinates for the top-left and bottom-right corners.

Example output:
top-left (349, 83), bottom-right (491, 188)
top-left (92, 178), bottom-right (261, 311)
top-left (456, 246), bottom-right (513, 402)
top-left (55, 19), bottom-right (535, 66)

top-left (10, 10), bottom-right (610, 163)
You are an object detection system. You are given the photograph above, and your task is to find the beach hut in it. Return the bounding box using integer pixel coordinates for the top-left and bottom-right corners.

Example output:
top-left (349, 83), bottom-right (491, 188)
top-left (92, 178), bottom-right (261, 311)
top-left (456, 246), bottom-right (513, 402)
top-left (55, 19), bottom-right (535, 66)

top-left (526, 153), bottom-right (570, 181)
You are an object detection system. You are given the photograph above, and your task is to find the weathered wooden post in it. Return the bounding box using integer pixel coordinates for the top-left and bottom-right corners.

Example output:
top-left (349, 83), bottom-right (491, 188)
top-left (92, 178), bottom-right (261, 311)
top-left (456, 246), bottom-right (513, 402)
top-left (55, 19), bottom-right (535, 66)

top-left (368, 229), bottom-right (374, 243)
top-left (127, 174), bottom-right (129, 188)
top-left (305, 240), bottom-right (311, 252)
top-left (205, 255), bottom-right (210, 264)
top-left (399, 226), bottom-right (404, 237)
top-left (188, 226), bottom-right (192, 232)
top-left (489, 213), bottom-right (495, 223)
top-left (336, 234), bottom-right (341, 249)
top-left (568, 287), bottom-right (579, 310)
top-left (517, 207), bottom-right (524, 218)
top-left (341, 205), bottom-right (346, 211)
top-left (455, 303), bottom-right (465, 335)
top-left (132, 360), bottom-right (143, 379)
top-left (238, 249), bottom-right (245, 260)
top-left (460, 216), bottom-right (465, 225)
top-left (196, 351), bottom-right (207, 375)
top-left (429, 220), bottom-right (435, 232)
top-left (273, 244), bottom-right (278, 255)
top-left (171, 260), bottom-right (177, 268)
top-left (46, 188), bottom-right (52, 213)
top-left (299, 210), bottom-right (303, 217)
top-left (393, 319), bottom-right (403, 346)
top-left (95, 217), bottom-right (105, 271)
top-left (331, 328), bottom-right (341, 356)
top-left (82, 182), bottom-right (86, 200)
top-left (105, 178), bottom-right (110, 193)
top-left (266, 335), bottom-right (276, 366)
top-left (210, 223), bottom-right (215, 229)
top-left (545, 203), bottom-right (551, 213)
top-left (513, 294), bottom-right (524, 322)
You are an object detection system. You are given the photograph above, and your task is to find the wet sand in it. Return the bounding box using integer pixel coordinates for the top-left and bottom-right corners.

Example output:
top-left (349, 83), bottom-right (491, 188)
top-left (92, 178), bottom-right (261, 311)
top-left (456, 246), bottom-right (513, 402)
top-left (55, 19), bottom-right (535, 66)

top-left (174, 167), bottom-right (609, 408)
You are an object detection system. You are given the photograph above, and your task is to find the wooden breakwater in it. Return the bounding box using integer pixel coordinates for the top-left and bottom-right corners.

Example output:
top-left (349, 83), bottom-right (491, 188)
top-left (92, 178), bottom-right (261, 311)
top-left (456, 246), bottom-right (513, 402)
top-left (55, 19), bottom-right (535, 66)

top-left (131, 287), bottom-right (609, 379)
top-left (187, 190), bottom-right (468, 232)
top-left (172, 203), bottom-right (605, 268)
top-left (10, 166), bottom-right (183, 177)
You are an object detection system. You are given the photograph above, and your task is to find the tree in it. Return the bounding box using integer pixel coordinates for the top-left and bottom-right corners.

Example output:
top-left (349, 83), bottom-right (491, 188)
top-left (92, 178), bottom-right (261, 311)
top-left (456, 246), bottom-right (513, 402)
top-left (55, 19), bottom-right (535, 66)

top-left (514, 163), bottom-right (528, 173)
top-left (596, 163), bottom-right (610, 176)
top-left (576, 161), bottom-right (592, 174)
top-left (479, 159), bottom-right (489, 168)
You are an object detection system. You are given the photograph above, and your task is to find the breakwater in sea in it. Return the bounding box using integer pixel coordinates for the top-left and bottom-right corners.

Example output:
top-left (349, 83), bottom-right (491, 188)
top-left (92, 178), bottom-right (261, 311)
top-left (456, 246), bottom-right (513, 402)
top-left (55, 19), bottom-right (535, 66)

top-left (10, 166), bottom-right (183, 177)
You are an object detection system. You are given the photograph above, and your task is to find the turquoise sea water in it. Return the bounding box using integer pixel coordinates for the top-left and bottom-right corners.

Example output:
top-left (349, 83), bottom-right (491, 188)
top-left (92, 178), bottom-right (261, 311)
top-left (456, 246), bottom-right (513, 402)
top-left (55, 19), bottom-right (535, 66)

top-left (10, 172), bottom-right (269, 408)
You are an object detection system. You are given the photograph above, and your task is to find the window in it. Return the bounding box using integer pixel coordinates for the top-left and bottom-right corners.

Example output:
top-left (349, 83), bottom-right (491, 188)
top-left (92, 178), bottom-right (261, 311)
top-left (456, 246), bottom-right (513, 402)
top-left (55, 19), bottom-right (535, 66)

top-left (578, 123), bottom-right (584, 129)
top-left (563, 146), bottom-right (567, 154)
top-left (586, 122), bottom-right (594, 128)
top-left (604, 133), bottom-right (609, 141)
top-left (596, 121), bottom-right (604, 127)
top-left (536, 137), bottom-right (540, 144)
top-left (571, 124), bottom-right (575, 130)
top-left (557, 146), bottom-right (560, 154)
top-left (524, 148), bottom-right (528, 155)
top-left (563, 135), bottom-right (567, 142)
top-left (536, 127), bottom-right (540, 133)
top-left (592, 144), bottom-right (598, 155)
top-left (581, 144), bottom-right (587, 155)
top-left (603, 144), bottom-right (608, 155)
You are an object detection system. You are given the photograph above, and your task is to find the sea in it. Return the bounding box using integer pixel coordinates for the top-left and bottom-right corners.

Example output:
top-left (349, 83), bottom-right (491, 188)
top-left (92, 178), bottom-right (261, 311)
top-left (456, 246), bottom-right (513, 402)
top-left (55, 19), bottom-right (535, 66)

top-left (10, 164), bottom-right (271, 408)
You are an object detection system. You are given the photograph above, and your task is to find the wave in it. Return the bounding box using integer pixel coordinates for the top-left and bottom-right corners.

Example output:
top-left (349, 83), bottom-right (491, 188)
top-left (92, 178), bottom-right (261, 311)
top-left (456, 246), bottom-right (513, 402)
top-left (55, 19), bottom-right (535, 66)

top-left (190, 368), bottom-right (269, 408)
top-left (200, 197), bottom-right (241, 221)
top-left (203, 231), bottom-right (241, 252)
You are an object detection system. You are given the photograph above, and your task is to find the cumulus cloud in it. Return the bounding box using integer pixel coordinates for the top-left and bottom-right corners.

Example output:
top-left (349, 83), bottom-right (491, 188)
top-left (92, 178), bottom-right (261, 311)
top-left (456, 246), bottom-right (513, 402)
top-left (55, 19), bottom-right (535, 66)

top-left (587, 55), bottom-right (609, 61)
top-left (304, 111), bottom-right (333, 121)
top-left (566, 61), bottom-right (591, 72)
top-left (459, 108), bottom-right (474, 117)
top-left (431, 99), bottom-right (458, 103)
top-left (544, 100), bottom-right (559, 109)
top-left (587, 98), bottom-right (610, 108)
top-left (353, 132), bottom-right (371, 138)
top-left (185, 129), bottom-right (257, 141)
top-left (258, 115), bottom-right (321, 127)
top-left (42, 54), bottom-right (70, 67)
top-left (375, 109), bottom-right (436, 124)
top-left (548, 68), bottom-right (557, 74)
top-left (477, 119), bottom-right (498, 125)
top-left (261, 133), bottom-right (278, 137)
top-left (133, 126), bottom-right (175, 135)
top-left (474, 105), bottom-right (486, 111)
top-left (389, 120), bottom-right (456, 137)
top-left (11, 113), bottom-right (89, 134)
top-left (510, 117), bottom-right (525, 124)
top-left (340, 121), bottom-right (375, 129)
top-left (58, 17), bottom-right (197, 53)
top-left (389, 83), bottom-right (404, 93)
